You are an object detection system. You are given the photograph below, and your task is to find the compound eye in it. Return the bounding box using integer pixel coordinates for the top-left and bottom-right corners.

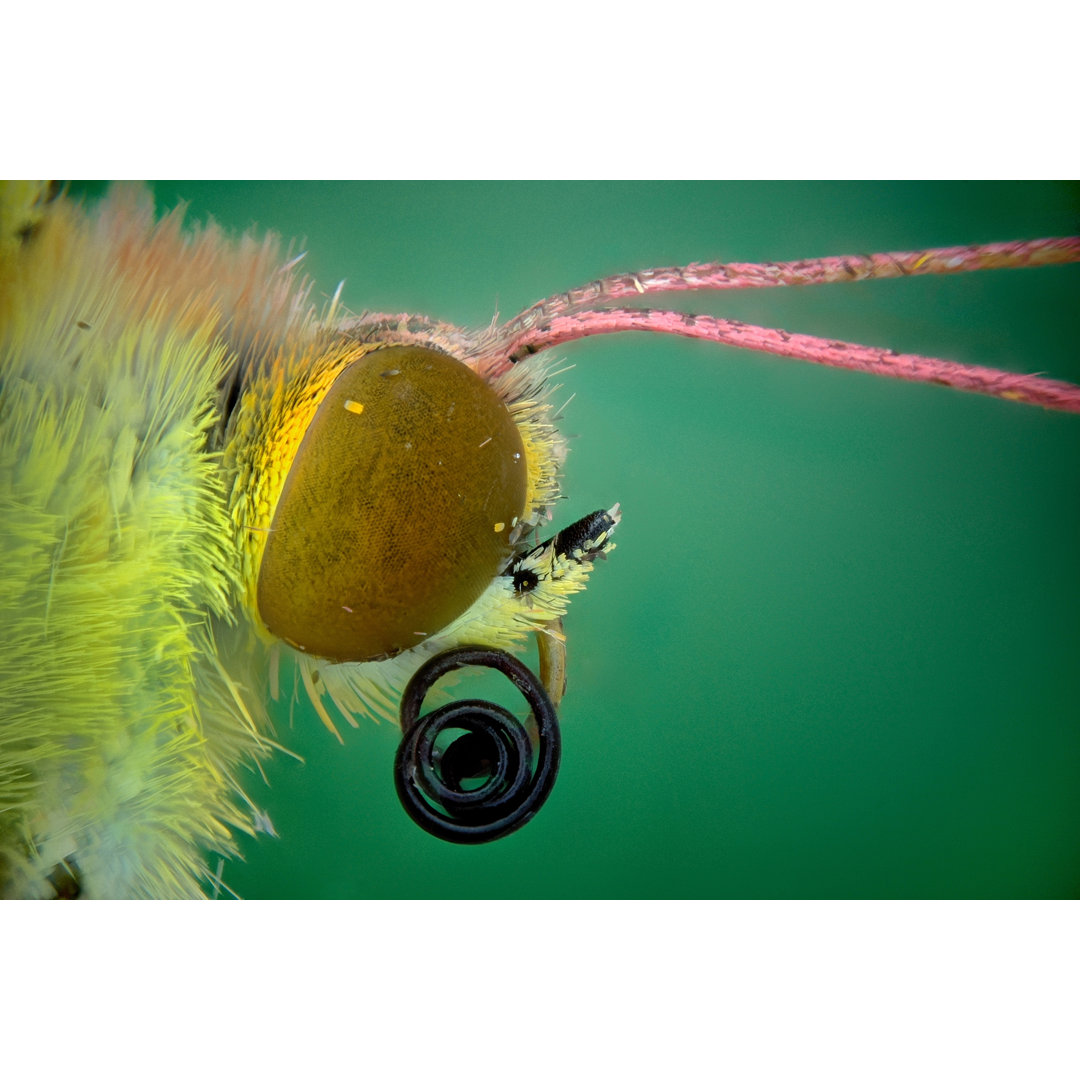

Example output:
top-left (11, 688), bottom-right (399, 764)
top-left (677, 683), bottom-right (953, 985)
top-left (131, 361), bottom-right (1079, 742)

top-left (256, 345), bottom-right (527, 661)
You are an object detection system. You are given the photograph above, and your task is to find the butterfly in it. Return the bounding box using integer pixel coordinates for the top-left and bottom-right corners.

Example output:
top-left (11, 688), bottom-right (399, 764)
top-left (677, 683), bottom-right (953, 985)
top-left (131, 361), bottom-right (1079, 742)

top-left (2, 181), bottom-right (1077, 898)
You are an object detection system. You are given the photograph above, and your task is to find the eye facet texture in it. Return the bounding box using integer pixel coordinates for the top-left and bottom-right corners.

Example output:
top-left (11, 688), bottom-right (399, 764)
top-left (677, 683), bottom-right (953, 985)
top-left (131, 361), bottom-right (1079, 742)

top-left (257, 346), bottom-right (527, 661)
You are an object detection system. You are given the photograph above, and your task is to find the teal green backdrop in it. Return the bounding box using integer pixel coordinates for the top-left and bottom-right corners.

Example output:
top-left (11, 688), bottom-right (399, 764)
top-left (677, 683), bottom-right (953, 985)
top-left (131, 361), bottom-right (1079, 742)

top-left (80, 181), bottom-right (1080, 898)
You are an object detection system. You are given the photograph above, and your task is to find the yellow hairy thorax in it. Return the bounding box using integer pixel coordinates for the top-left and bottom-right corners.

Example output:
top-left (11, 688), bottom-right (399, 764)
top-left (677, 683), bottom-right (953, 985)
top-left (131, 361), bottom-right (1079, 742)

top-left (0, 183), bottom-right (611, 898)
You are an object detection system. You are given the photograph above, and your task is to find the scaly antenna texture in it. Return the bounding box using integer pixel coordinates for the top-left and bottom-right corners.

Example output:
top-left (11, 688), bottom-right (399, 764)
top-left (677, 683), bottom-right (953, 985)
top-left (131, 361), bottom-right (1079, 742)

top-left (482, 237), bottom-right (1080, 411)
top-left (504, 308), bottom-right (1080, 413)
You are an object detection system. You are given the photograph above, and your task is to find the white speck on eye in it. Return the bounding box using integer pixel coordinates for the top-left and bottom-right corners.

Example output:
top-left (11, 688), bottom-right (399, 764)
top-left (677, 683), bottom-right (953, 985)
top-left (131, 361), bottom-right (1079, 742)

top-left (342, 605), bottom-right (353, 613)
top-left (478, 436), bottom-right (492, 449)
top-left (404, 442), bottom-right (412, 450)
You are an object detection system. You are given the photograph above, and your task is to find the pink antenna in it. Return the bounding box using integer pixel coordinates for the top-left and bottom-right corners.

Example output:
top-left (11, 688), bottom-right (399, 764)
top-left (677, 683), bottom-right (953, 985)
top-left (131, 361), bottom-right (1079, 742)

top-left (471, 236), bottom-right (1080, 412)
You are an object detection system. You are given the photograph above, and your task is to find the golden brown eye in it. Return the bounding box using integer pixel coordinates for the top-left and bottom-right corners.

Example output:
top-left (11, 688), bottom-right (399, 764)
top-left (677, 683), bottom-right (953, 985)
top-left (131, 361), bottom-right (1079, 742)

top-left (257, 345), bottom-right (527, 662)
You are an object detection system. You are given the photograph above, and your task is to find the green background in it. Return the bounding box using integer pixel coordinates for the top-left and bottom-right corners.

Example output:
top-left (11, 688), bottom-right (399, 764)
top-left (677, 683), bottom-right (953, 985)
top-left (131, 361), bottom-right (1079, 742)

top-left (82, 181), bottom-right (1080, 897)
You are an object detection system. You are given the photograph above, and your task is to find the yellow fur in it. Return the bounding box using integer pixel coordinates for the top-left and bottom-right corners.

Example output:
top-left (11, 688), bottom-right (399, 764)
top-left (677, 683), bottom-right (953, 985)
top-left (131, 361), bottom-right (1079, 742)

top-left (0, 183), bottom-right (608, 897)
top-left (0, 184), bottom-right (305, 897)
